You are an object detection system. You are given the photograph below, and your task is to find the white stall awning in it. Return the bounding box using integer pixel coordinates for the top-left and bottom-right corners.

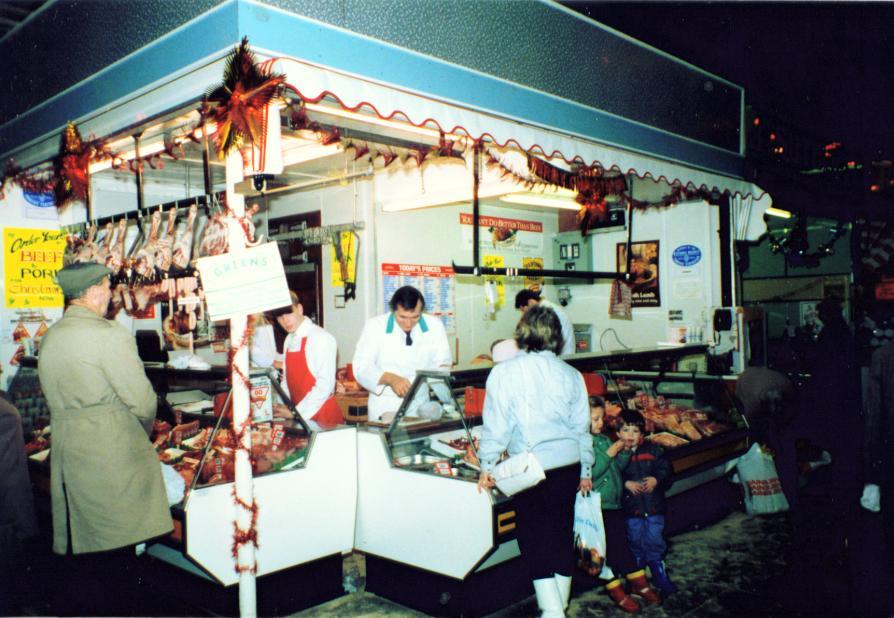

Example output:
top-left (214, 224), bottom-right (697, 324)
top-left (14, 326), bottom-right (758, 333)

top-left (270, 56), bottom-right (771, 218)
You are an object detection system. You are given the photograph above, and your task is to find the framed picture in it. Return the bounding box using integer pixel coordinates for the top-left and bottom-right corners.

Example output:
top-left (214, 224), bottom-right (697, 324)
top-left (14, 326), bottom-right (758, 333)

top-left (617, 241), bottom-right (660, 307)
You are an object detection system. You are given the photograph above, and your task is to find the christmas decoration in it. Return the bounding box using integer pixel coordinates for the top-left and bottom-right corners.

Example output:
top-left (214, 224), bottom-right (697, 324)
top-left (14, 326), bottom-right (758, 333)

top-left (0, 159), bottom-right (55, 201)
top-left (206, 37), bottom-right (285, 159)
top-left (55, 122), bottom-right (94, 208)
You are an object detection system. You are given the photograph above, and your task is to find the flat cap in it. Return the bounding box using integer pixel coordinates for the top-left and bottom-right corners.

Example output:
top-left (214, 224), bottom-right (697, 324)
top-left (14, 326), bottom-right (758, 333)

top-left (55, 262), bottom-right (112, 298)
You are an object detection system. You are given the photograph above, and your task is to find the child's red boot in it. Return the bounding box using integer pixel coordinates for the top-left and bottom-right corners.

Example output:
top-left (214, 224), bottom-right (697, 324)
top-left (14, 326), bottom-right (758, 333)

top-left (606, 578), bottom-right (641, 613)
top-left (626, 569), bottom-right (661, 605)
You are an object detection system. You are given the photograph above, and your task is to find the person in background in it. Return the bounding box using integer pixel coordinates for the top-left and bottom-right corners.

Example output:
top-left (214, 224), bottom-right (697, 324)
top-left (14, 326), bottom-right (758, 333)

top-left (735, 367), bottom-right (800, 518)
top-left (37, 262), bottom-right (172, 615)
top-left (477, 304), bottom-right (593, 616)
top-left (616, 410), bottom-right (677, 600)
top-left (589, 397), bottom-right (659, 613)
top-left (249, 313), bottom-right (285, 369)
top-left (268, 291), bottom-right (343, 429)
top-left (862, 341), bottom-right (894, 614)
top-left (353, 285), bottom-right (452, 422)
top-left (515, 289), bottom-right (575, 356)
top-left (0, 381), bottom-right (38, 616)
top-left (491, 338), bottom-right (520, 363)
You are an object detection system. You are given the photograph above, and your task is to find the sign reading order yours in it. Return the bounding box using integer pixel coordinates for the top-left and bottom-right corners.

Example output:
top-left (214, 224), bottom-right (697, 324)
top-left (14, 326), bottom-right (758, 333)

top-left (196, 241), bottom-right (291, 322)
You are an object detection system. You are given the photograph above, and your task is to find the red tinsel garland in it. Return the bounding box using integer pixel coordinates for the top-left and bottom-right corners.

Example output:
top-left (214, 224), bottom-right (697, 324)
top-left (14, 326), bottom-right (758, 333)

top-left (231, 486), bottom-right (260, 574)
top-left (226, 319), bottom-right (260, 575)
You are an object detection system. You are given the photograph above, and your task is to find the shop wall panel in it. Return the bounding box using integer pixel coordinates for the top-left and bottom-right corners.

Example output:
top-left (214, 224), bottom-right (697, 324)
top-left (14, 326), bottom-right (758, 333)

top-left (569, 200), bottom-right (721, 351)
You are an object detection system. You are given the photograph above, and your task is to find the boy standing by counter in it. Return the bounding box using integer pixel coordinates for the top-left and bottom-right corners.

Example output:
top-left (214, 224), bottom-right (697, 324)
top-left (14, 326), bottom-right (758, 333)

top-left (589, 398), bottom-right (660, 612)
top-left (616, 409), bottom-right (678, 599)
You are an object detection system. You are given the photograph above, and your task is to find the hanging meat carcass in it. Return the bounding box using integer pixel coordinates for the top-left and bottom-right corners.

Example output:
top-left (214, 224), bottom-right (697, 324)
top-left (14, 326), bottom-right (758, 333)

top-left (154, 207), bottom-right (177, 273)
top-left (92, 222), bottom-right (115, 265)
top-left (171, 203), bottom-right (197, 270)
top-left (132, 210), bottom-right (162, 281)
top-left (197, 203), bottom-right (263, 257)
top-left (68, 224), bottom-right (98, 264)
top-left (197, 211), bottom-right (229, 257)
top-left (105, 218), bottom-right (128, 274)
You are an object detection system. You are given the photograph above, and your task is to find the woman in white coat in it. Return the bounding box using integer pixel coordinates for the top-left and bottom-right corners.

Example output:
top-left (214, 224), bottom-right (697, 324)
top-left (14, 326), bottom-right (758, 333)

top-left (477, 304), bottom-right (593, 617)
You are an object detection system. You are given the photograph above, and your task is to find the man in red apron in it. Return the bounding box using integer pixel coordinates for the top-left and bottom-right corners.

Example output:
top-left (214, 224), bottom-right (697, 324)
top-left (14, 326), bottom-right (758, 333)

top-left (269, 292), bottom-right (343, 428)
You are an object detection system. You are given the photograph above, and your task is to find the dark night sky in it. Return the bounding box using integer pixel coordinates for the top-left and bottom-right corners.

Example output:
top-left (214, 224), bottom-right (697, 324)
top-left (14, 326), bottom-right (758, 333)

top-left (566, 2), bottom-right (894, 161)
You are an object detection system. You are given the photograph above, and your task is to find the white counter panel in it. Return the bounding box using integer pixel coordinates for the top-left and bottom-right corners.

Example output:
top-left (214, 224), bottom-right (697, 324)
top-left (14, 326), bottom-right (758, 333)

top-left (184, 426), bottom-right (358, 586)
top-left (354, 430), bottom-right (494, 579)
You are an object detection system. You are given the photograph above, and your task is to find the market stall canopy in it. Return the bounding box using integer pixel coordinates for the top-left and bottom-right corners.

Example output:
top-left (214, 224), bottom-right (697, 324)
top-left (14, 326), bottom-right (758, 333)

top-left (0, 0), bottom-right (769, 228)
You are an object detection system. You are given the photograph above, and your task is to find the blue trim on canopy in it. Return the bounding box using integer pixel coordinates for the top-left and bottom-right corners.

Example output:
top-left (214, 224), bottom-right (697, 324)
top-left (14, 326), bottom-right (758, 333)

top-left (238, 2), bottom-right (743, 176)
top-left (0, 0), bottom-right (744, 179)
top-left (0, 1), bottom-right (239, 158)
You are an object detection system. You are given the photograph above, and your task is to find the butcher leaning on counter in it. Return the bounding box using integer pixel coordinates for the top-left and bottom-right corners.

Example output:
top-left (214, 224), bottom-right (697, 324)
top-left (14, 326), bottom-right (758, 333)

top-left (37, 263), bottom-right (171, 613)
top-left (352, 285), bottom-right (452, 422)
top-left (267, 290), bottom-right (343, 429)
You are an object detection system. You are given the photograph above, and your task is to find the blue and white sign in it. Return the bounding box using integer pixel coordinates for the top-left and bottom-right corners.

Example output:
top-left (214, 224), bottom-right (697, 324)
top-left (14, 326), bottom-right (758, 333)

top-left (23, 191), bottom-right (55, 207)
top-left (672, 244), bottom-right (702, 267)
top-left (22, 190), bottom-right (58, 221)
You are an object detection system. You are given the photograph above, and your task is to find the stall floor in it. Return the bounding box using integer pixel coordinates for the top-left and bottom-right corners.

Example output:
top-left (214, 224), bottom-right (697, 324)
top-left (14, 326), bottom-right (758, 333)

top-left (13, 502), bottom-right (892, 616)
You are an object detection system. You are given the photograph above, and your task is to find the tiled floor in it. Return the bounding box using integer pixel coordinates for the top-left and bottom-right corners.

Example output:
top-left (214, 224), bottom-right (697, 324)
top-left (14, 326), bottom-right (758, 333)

top-left (13, 495), bottom-right (892, 617)
top-left (298, 510), bottom-right (790, 617)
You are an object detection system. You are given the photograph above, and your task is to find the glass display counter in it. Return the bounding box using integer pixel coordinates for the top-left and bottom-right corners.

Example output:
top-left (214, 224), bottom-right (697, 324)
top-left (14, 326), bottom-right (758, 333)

top-left (357, 371), bottom-right (530, 616)
top-left (142, 366), bottom-right (356, 615)
top-left (451, 346), bottom-right (749, 536)
top-left (15, 357), bottom-right (355, 615)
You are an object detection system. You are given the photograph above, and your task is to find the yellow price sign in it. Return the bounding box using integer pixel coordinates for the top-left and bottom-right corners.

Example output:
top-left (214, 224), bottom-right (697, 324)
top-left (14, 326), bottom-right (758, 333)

top-left (483, 255), bottom-right (505, 306)
top-left (330, 232), bottom-right (358, 287)
top-left (523, 256), bottom-right (543, 291)
top-left (4, 228), bottom-right (66, 308)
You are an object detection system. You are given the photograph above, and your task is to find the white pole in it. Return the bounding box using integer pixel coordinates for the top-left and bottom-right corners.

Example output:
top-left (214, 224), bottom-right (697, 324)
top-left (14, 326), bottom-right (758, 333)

top-left (226, 150), bottom-right (258, 618)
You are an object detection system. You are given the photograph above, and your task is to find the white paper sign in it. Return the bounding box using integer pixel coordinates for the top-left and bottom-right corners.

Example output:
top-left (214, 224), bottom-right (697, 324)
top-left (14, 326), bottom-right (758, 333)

top-left (196, 242), bottom-right (291, 322)
top-left (250, 376), bottom-right (273, 423)
top-left (672, 277), bottom-right (704, 300)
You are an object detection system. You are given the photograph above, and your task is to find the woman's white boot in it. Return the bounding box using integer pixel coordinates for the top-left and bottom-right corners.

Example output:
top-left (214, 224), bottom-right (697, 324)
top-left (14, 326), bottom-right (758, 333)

top-left (554, 573), bottom-right (572, 611)
top-left (533, 577), bottom-right (565, 617)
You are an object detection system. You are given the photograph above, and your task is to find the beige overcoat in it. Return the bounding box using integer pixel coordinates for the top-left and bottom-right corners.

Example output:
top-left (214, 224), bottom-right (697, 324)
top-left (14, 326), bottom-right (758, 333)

top-left (38, 305), bottom-right (172, 554)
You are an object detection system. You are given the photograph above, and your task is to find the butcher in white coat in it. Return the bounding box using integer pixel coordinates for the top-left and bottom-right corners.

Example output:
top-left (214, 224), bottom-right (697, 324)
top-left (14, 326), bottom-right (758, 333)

top-left (353, 286), bottom-right (452, 422)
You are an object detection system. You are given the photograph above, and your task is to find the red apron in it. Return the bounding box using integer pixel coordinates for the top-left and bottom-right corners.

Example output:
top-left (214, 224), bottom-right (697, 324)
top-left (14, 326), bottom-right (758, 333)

top-left (285, 336), bottom-right (343, 428)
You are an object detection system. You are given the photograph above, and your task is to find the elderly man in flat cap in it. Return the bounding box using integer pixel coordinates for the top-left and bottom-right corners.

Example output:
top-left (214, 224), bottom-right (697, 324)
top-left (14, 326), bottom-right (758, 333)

top-left (38, 262), bottom-right (171, 614)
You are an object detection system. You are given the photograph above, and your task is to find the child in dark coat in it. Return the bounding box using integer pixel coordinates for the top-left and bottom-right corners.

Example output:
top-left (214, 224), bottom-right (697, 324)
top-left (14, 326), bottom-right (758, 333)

top-left (616, 409), bottom-right (677, 598)
top-left (589, 398), bottom-right (660, 612)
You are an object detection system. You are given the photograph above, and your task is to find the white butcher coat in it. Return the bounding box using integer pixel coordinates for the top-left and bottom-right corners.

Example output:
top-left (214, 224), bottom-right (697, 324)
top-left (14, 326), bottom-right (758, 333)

top-left (352, 312), bottom-right (452, 421)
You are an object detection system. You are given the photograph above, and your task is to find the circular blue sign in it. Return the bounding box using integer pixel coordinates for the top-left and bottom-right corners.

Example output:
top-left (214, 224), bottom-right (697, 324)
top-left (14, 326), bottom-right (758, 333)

top-left (672, 244), bottom-right (702, 267)
top-left (23, 191), bottom-right (55, 207)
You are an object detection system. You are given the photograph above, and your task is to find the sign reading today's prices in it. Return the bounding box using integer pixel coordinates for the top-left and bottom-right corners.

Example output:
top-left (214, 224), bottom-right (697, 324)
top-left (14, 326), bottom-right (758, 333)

top-left (196, 241), bottom-right (291, 322)
top-left (4, 227), bottom-right (66, 308)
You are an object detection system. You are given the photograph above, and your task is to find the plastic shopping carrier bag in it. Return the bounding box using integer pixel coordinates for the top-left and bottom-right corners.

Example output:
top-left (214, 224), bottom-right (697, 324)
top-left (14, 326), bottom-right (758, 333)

top-left (573, 492), bottom-right (614, 579)
top-left (728, 442), bottom-right (789, 515)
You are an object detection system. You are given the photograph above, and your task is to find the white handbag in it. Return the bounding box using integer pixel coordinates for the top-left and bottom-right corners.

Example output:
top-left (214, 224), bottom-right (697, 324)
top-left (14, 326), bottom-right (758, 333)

top-left (493, 450), bottom-right (546, 496)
